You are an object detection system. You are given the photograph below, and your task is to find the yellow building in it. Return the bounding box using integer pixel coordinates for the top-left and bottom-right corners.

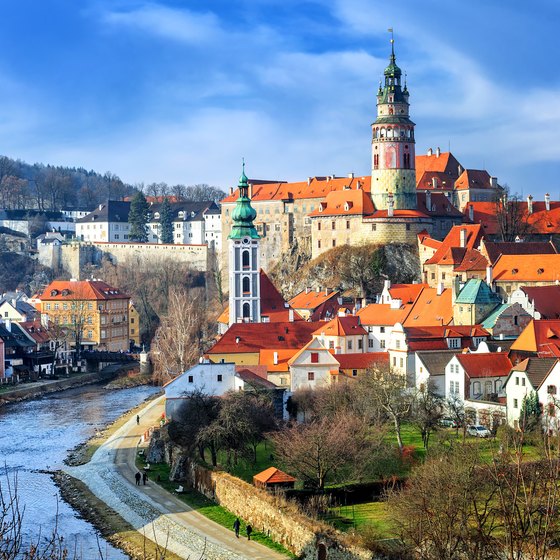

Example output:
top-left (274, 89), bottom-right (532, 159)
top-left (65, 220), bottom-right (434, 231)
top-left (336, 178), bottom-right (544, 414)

top-left (129, 302), bottom-right (141, 347)
top-left (39, 279), bottom-right (130, 352)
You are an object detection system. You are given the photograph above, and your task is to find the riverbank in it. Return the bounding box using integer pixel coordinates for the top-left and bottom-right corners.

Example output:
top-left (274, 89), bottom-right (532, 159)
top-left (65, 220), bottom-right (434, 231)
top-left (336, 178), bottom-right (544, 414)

top-left (0, 362), bottom-right (139, 406)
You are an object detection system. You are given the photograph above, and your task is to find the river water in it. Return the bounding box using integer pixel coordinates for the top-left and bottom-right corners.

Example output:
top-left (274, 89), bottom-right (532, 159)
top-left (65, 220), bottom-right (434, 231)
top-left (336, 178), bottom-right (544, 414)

top-left (0, 383), bottom-right (160, 559)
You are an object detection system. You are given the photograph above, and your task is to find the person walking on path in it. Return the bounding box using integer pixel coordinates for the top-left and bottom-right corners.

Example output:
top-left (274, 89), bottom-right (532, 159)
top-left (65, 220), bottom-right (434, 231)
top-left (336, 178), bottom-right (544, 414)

top-left (136, 414), bottom-right (140, 425)
top-left (135, 472), bottom-right (141, 486)
top-left (142, 472), bottom-right (148, 485)
top-left (233, 518), bottom-right (240, 538)
top-left (246, 524), bottom-right (252, 541)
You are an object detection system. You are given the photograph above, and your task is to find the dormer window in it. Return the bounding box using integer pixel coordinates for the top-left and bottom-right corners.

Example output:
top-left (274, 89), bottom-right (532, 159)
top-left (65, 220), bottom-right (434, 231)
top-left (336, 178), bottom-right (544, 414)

top-left (319, 203), bottom-right (326, 212)
top-left (178, 211), bottom-right (185, 219)
top-left (537, 268), bottom-right (544, 275)
top-left (511, 268), bottom-right (519, 274)
top-left (154, 212), bottom-right (160, 220)
top-left (50, 290), bottom-right (58, 297)
top-left (61, 289), bottom-right (70, 296)
top-left (344, 202), bottom-right (353, 211)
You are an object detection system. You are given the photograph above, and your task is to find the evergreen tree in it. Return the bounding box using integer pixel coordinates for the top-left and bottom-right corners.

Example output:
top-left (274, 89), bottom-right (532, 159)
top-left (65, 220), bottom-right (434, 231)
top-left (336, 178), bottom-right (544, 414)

top-left (519, 391), bottom-right (542, 432)
top-left (160, 198), bottom-right (174, 244)
top-left (128, 191), bottom-right (149, 242)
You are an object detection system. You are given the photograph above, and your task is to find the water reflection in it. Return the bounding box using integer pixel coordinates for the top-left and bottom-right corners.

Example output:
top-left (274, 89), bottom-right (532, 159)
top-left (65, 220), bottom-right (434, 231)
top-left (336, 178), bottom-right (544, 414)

top-left (0, 384), bottom-right (160, 559)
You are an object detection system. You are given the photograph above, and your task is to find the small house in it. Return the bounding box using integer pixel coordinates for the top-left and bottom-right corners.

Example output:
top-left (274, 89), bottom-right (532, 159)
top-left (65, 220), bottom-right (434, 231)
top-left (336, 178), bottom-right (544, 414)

top-left (253, 467), bottom-right (296, 490)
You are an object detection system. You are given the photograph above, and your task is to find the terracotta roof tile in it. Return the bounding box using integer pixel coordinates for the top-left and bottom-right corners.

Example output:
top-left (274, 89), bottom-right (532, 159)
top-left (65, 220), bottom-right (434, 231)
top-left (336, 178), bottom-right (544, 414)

top-left (454, 169), bottom-right (494, 191)
top-left (289, 289), bottom-right (339, 311)
top-left (492, 254), bottom-right (560, 282)
top-left (415, 152), bottom-right (463, 183)
top-left (456, 352), bottom-right (512, 378)
top-left (521, 286), bottom-right (560, 319)
top-left (424, 225), bottom-right (484, 266)
top-left (336, 352), bottom-right (389, 369)
top-left (402, 287), bottom-right (454, 327)
top-left (308, 188), bottom-right (374, 218)
top-left (253, 467), bottom-right (296, 484)
top-left (482, 240), bottom-right (557, 265)
top-left (312, 315), bottom-right (367, 337)
top-left (40, 280), bottom-right (129, 301)
top-left (357, 303), bottom-right (412, 325)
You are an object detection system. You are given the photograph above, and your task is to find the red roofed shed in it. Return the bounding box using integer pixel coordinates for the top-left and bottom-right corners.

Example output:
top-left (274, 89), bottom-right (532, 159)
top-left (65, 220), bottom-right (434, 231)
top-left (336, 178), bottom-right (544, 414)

top-left (253, 467), bottom-right (296, 490)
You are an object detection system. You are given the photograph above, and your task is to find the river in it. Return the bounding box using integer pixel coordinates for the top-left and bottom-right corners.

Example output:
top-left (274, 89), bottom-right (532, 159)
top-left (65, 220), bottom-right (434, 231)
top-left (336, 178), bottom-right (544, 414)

top-left (0, 383), bottom-right (160, 559)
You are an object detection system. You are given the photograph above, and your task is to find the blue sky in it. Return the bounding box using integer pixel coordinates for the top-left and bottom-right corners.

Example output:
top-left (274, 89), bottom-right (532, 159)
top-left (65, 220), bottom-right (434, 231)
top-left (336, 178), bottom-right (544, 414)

top-left (0, 0), bottom-right (558, 197)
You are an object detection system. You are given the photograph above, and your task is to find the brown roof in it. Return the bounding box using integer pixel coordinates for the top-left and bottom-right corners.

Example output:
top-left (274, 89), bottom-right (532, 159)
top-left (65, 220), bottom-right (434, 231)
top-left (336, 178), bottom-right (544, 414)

top-left (253, 467), bottom-right (296, 484)
top-left (416, 350), bottom-right (458, 375)
top-left (454, 169), bottom-right (494, 191)
top-left (482, 240), bottom-right (557, 265)
top-left (521, 286), bottom-right (560, 319)
top-left (509, 357), bottom-right (558, 390)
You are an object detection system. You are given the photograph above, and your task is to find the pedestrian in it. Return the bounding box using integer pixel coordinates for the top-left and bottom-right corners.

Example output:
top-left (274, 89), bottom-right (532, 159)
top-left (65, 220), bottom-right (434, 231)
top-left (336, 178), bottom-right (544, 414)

top-left (246, 524), bottom-right (252, 541)
top-left (136, 414), bottom-right (140, 425)
top-left (135, 472), bottom-right (141, 486)
top-left (142, 471), bottom-right (148, 485)
top-left (233, 518), bottom-right (240, 538)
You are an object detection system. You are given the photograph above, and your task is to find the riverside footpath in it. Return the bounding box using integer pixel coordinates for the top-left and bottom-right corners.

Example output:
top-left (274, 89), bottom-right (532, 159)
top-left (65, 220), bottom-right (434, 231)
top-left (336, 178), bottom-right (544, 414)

top-left (64, 395), bottom-right (289, 560)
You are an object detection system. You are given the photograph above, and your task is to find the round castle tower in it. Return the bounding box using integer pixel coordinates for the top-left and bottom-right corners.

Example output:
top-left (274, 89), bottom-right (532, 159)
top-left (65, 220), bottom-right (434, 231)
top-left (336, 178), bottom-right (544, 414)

top-left (370, 38), bottom-right (417, 211)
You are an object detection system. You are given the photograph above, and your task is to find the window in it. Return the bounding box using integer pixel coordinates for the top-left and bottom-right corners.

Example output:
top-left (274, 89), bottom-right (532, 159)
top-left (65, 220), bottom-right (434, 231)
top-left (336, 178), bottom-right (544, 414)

top-left (217, 374), bottom-right (223, 382)
top-left (368, 339), bottom-right (374, 348)
top-left (380, 339), bottom-right (386, 349)
top-left (548, 385), bottom-right (557, 395)
top-left (242, 250), bottom-right (250, 269)
top-left (310, 352), bottom-right (319, 363)
top-left (515, 376), bottom-right (519, 385)
top-left (380, 326), bottom-right (386, 334)
top-left (308, 372), bottom-right (315, 381)
top-left (318, 222), bottom-right (321, 230)
top-left (347, 340), bottom-right (353, 350)
top-left (395, 340), bottom-right (401, 349)
top-left (188, 375), bottom-right (193, 383)
top-left (87, 330), bottom-right (93, 339)
top-left (358, 339), bottom-right (363, 350)
top-left (131, 318), bottom-right (135, 324)
top-left (513, 398), bottom-right (518, 409)
top-left (522, 378), bottom-right (525, 387)
top-left (447, 338), bottom-right (460, 348)
top-left (393, 357), bottom-right (396, 366)
top-left (449, 380), bottom-right (454, 394)
top-left (329, 341), bottom-right (334, 349)
top-left (331, 221), bottom-right (336, 230)
top-left (332, 239), bottom-right (336, 247)
top-left (318, 240), bottom-right (321, 249)
top-left (352, 369), bottom-right (358, 377)
top-left (399, 357), bottom-right (404, 367)
top-left (346, 221), bottom-right (350, 229)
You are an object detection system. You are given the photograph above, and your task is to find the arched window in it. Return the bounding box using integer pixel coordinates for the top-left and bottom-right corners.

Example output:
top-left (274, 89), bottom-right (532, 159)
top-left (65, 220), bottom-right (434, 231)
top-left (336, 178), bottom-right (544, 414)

top-left (242, 303), bottom-right (251, 319)
top-left (388, 107), bottom-right (394, 115)
top-left (380, 128), bottom-right (386, 138)
top-left (495, 380), bottom-right (502, 394)
top-left (242, 277), bottom-right (250, 294)
top-left (242, 250), bottom-right (250, 269)
top-left (472, 381), bottom-right (481, 397)
top-left (387, 128), bottom-right (393, 138)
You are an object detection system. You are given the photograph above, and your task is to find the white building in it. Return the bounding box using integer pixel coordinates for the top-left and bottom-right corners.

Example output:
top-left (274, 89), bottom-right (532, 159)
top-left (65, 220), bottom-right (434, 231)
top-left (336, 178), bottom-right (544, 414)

top-left (76, 201), bottom-right (131, 242)
top-left (288, 338), bottom-right (339, 392)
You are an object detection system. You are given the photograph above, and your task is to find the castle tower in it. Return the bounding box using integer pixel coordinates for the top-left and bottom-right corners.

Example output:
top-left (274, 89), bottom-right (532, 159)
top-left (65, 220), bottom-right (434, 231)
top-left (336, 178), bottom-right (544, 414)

top-left (371, 36), bottom-right (417, 210)
top-left (228, 163), bottom-right (261, 326)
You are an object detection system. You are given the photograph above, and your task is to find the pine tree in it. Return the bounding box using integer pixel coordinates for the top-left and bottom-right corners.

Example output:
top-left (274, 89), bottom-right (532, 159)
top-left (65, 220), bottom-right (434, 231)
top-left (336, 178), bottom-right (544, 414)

top-left (128, 191), bottom-right (149, 242)
top-left (160, 198), bottom-right (174, 244)
top-left (519, 391), bottom-right (542, 432)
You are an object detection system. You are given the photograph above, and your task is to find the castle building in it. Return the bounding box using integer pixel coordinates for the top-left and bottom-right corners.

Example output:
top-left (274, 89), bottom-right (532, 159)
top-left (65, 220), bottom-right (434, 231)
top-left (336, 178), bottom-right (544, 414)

top-left (228, 165), bottom-right (262, 326)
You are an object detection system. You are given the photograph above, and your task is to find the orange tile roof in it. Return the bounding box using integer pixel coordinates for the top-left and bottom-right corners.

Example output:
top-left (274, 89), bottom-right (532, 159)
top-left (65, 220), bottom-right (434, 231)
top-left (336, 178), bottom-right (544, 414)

top-left (403, 287), bottom-right (454, 327)
top-left (389, 284), bottom-right (428, 304)
top-left (289, 289), bottom-right (339, 311)
top-left (424, 224), bottom-right (484, 266)
top-left (492, 254), bottom-right (560, 282)
top-left (40, 280), bottom-right (129, 301)
top-left (259, 349), bottom-right (298, 372)
top-left (336, 352), bottom-right (389, 369)
top-left (415, 151), bottom-right (462, 184)
top-left (308, 188), bottom-right (374, 218)
top-left (208, 322), bottom-right (321, 354)
top-left (370, 209), bottom-right (430, 218)
top-left (455, 352), bottom-right (512, 378)
top-left (466, 200), bottom-right (560, 236)
top-left (221, 176), bottom-right (372, 204)
top-left (510, 320), bottom-right (560, 357)
top-left (253, 467), bottom-right (296, 484)
top-left (454, 169), bottom-right (493, 191)
top-left (357, 303), bottom-right (412, 325)
top-left (312, 315), bottom-right (367, 337)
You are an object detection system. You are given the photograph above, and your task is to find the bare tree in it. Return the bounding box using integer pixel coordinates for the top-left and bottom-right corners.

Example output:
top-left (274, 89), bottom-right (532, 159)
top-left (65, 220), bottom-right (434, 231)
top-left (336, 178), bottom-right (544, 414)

top-left (495, 186), bottom-right (533, 242)
top-left (411, 388), bottom-right (444, 450)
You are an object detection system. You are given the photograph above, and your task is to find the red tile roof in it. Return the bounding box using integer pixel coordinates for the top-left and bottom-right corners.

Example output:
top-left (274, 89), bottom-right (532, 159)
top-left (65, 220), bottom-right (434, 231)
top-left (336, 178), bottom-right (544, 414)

top-left (454, 169), bottom-right (494, 191)
top-left (415, 151), bottom-right (463, 184)
top-left (482, 240), bottom-right (557, 265)
top-left (289, 289), bottom-right (339, 311)
top-left (18, 320), bottom-right (52, 344)
top-left (357, 303), bottom-right (412, 326)
top-left (312, 315), bottom-right (367, 337)
top-left (424, 225), bottom-right (484, 266)
top-left (453, 249), bottom-right (489, 272)
top-left (456, 352), bottom-right (512, 378)
top-left (510, 320), bottom-right (560, 357)
top-left (405, 325), bottom-right (489, 351)
top-left (336, 352), bottom-right (389, 369)
top-left (402, 287), bottom-right (454, 327)
top-left (259, 349), bottom-right (298, 372)
top-left (208, 322), bottom-right (321, 354)
top-left (221, 176), bottom-right (372, 204)
top-left (389, 284), bottom-right (428, 304)
top-left (417, 193), bottom-right (462, 217)
top-left (40, 280), bottom-right (129, 301)
top-left (492, 254), bottom-right (560, 282)
top-left (520, 286), bottom-right (560, 319)
top-left (253, 467), bottom-right (296, 484)
top-left (308, 188), bottom-right (374, 218)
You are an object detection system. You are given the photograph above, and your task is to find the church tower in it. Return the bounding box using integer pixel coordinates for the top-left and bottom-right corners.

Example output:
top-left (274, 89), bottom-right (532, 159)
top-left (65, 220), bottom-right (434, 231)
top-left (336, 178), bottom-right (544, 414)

top-left (371, 36), bottom-right (417, 210)
top-left (228, 163), bottom-right (261, 326)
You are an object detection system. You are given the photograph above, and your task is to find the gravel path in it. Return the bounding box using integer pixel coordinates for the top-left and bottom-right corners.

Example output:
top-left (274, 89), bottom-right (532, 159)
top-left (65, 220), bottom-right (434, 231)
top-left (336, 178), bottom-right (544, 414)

top-left (65, 396), bottom-right (287, 560)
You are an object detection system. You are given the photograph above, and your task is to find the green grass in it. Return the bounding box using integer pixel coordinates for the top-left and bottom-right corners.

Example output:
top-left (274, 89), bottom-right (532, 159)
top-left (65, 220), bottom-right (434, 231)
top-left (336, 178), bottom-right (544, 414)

top-left (213, 440), bottom-right (276, 483)
top-left (325, 501), bottom-right (394, 537)
top-left (136, 456), bottom-right (295, 558)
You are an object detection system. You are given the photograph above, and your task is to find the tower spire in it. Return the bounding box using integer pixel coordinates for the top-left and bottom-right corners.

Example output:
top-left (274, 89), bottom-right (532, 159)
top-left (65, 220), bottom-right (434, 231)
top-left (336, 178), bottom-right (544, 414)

top-left (228, 161), bottom-right (259, 240)
top-left (388, 27), bottom-right (395, 61)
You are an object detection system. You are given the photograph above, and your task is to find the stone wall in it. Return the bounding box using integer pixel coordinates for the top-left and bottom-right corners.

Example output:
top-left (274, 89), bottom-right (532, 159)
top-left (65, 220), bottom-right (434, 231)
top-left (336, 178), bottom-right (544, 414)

top-left (183, 458), bottom-right (373, 560)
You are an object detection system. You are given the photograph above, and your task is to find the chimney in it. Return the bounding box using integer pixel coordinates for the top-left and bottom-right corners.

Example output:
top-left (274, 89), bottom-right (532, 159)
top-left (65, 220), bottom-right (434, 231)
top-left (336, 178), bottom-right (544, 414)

top-left (325, 288), bottom-right (329, 296)
top-left (390, 298), bottom-right (402, 309)
top-left (452, 275), bottom-right (461, 304)
top-left (431, 177), bottom-right (438, 189)
top-left (383, 279), bottom-right (391, 292)
top-left (307, 177), bottom-right (312, 185)
top-left (348, 172), bottom-right (354, 179)
top-left (437, 282), bottom-right (444, 296)
top-left (436, 147), bottom-right (441, 157)
top-left (426, 190), bottom-right (432, 211)
top-left (305, 286), bottom-right (310, 294)
top-left (248, 183), bottom-right (253, 199)
top-left (460, 228), bottom-right (467, 248)
top-left (458, 165), bottom-right (463, 175)
top-left (486, 265), bottom-right (493, 287)
top-left (468, 204), bottom-right (474, 222)
top-left (98, 204), bottom-right (103, 211)
top-left (273, 351), bottom-right (278, 365)
top-left (235, 336), bottom-right (240, 344)
top-left (427, 148), bottom-right (433, 156)
top-left (490, 176), bottom-right (498, 188)
top-left (545, 193), bottom-right (551, 211)
top-left (288, 309), bottom-right (294, 322)
top-left (5, 319), bottom-right (11, 332)
top-left (527, 195), bottom-right (533, 214)
top-left (387, 192), bottom-right (394, 218)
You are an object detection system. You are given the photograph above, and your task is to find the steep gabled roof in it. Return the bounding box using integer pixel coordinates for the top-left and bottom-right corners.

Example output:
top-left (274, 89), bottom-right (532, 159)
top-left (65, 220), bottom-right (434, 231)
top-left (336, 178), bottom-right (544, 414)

top-left (508, 357), bottom-right (558, 390)
top-left (424, 225), bottom-right (484, 266)
top-left (357, 303), bottom-right (412, 326)
top-left (456, 352), bottom-right (512, 379)
top-left (510, 320), bottom-right (560, 357)
top-left (289, 289), bottom-right (340, 311)
top-left (454, 169), bottom-right (494, 191)
top-left (403, 287), bottom-right (453, 327)
top-left (312, 315), bottom-right (366, 337)
top-left (481, 304), bottom-right (513, 329)
top-left (521, 286), bottom-right (560, 319)
top-left (415, 151), bottom-right (463, 184)
top-left (417, 192), bottom-right (462, 217)
top-left (492, 254), bottom-right (560, 282)
top-left (455, 279), bottom-right (500, 305)
top-left (416, 350), bottom-right (458, 375)
top-left (76, 201), bottom-right (130, 224)
top-left (482, 240), bottom-right (557, 265)
top-left (389, 283), bottom-right (428, 304)
top-left (416, 171), bottom-right (455, 191)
